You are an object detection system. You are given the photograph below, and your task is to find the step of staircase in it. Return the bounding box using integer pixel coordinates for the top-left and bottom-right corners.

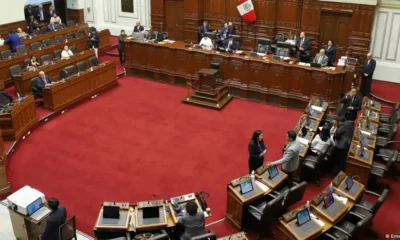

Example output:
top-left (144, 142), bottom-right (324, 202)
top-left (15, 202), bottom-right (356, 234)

top-left (182, 89), bottom-right (233, 110)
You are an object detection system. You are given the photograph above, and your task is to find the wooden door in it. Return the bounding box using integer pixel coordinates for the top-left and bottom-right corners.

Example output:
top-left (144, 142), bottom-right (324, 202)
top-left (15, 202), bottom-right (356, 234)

top-left (54, 0), bottom-right (67, 24)
top-left (164, 0), bottom-right (185, 40)
top-left (320, 12), bottom-right (352, 62)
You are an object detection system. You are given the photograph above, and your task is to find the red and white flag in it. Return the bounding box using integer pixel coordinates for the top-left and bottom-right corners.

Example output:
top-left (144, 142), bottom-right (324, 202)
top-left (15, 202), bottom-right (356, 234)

top-left (237, 0), bottom-right (256, 23)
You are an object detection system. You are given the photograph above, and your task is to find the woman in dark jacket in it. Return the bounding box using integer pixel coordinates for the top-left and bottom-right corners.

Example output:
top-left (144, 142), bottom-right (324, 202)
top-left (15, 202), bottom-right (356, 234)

top-left (248, 130), bottom-right (267, 173)
top-left (118, 30), bottom-right (126, 64)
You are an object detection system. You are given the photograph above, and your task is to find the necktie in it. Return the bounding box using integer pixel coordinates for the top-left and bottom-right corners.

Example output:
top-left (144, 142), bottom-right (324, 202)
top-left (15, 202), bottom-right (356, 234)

top-left (40, 11), bottom-right (44, 21)
top-left (301, 38), bottom-right (304, 48)
top-left (42, 77), bottom-right (47, 84)
top-left (318, 56), bottom-right (322, 64)
top-left (351, 97), bottom-right (354, 103)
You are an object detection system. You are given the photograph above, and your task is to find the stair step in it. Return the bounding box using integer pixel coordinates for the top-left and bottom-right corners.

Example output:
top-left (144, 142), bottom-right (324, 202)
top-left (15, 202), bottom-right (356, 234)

top-left (192, 89), bottom-right (229, 103)
top-left (182, 90), bottom-right (233, 110)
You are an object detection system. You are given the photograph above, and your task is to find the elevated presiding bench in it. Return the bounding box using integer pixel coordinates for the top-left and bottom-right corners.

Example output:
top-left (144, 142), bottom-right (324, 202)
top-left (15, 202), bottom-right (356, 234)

top-left (124, 40), bottom-right (354, 109)
top-left (14, 50), bottom-right (96, 96)
top-left (43, 61), bottom-right (118, 112)
top-left (0, 95), bottom-right (38, 140)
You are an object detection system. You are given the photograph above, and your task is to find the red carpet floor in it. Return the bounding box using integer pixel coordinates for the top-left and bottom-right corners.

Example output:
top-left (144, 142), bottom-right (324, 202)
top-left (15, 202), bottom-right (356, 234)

top-left (4, 38), bottom-right (400, 239)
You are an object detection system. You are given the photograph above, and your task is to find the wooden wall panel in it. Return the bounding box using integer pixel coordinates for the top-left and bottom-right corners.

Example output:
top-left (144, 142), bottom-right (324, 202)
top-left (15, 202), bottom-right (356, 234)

top-left (0, 20), bottom-right (27, 40)
top-left (67, 8), bottom-right (85, 24)
top-left (151, 0), bottom-right (376, 56)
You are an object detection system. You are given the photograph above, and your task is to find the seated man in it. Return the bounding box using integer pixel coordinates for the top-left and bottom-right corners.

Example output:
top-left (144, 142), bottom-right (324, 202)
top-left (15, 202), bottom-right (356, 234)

top-left (295, 32), bottom-right (310, 62)
top-left (178, 201), bottom-right (205, 240)
top-left (144, 29), bottom-right (152, 40)
top-left (215, 23), bottom-right (229, 47)
top-left (16, 28), bottom-right (28, 38)
top-left (199, 35), bottom-right (214, 50)
top-left (28, 20), bottom-right (39, 34)
top-left (40, 198), bottom-right (67, 240)
top-left (313, 49), bottom-right (329, 66)
top-left (224, 36), bottom-right (239, 52)
top-left (151, 29), bottom-right (165, 43)
top-left (36, 71), bottom-right (53, 97)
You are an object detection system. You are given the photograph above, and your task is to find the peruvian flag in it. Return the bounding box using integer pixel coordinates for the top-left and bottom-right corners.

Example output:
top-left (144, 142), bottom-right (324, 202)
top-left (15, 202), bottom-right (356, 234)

top-left (237, 0), bottom-right (256, 23)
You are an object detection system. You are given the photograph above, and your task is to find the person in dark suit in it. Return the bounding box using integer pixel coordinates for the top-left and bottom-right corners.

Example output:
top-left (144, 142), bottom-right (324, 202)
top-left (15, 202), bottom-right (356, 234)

top-left (248, 130), bottom-right (267, 174)
top-left (151, 29), bottom-right (165, 43)
top-left (333, 116), bottom-right (354, 172)
top-left (133, 21), bottom-right (144, 32)
top-left (295, 32), bottom-right (310, 62)
top-left (325, 40), bottom-right (336, 66)
top-left (36, 71), bottom-right (53, 97)
top-left (228, 22), bottom-right (235, 35)
top-left (224, 36), bottom-right (238, 52)
top-left (25, 5), bottom-right (34, 21)
top-left (360, 52), bottom-right (376, 97)
top-left (40, 198), bottom-right (67, 240)
top-left (198, 21), bottom-right (210, 42)
top-left (118, 30), bottom-right (126, 64)
top-left (339, 88), bottom-right (362, 121)
top-left (216, 23), bottom-right (229, 47)
top-left (35, 5), bottom-right (47, 22)
top-left (47, 6), bottom-right (55, 22)
top-left (89, 28), bottom-right (100, 58)
top-left (178, 201), bottom-right (206, 240)
top-left (4, 30), bottom-right (23, 52)
top-left (28, 20), bottom-right (39, 34)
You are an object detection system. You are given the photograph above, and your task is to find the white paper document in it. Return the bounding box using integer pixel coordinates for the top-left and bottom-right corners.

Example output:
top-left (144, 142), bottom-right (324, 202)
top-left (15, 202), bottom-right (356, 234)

top-left (255, 180), bottom-right (270, 192)
top-left (311, 105), bottom-right (323, 112)
top-left (310, 213), bottom-right (325, 227)
top-left (333, 193), bottom-right (349, 204)
top-left (297, 137), bottom-right (309, 145)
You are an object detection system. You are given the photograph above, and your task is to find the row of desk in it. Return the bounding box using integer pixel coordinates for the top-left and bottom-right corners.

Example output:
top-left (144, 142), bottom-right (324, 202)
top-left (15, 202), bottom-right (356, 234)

top-left (0, 129), bottom-right (10, 194)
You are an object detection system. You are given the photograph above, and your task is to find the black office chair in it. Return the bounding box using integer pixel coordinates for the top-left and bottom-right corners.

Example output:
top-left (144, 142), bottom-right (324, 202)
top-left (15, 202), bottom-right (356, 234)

top-left (328, 212), bottom-right (373, 239)
top-left (190, 231), bottom-right (216, 240)
top-left (270, 181), bottom-right (307, 211)
top-left (247, 193), bottom-right (285, 239)
top-left (210, 63), bottom-right (220, 70)
top-left (40, 26), bottom-right (48, 34)
top-left (89, 56), bottom-right (99, 67)
top-left (160, 32), bottom-right (168, 40)
top-left (31, 78), bottom-right (41, 98)
top-left (303, 147), bottom-right (329, 186)
top-left (351, 188), bottom-right (389, 222)
top-left (379, 102), bottom-right (400, 124)
top-left (67, 20), bottom-right (75, 27)
top-left (378, 114), bottom-right (398, 139)
top-left (1, 50), bottom-right (13, 59)
top-left (69, 45), bottom-right (78, 54)
top-left (77, 61), bottom-right (89, 72)
top-left (59, 215), bottom-right (77, 240)
top-left (369, 154), bottom-right (397, 184)
top-left (30, 42), bottom-right (42, 51)
top-left (275, 33), bottom-right (285, 43)
top-left (24, 58), bottom-right (31, 68)
top-left (40, 54), bottom-right (53, 65)
top-left (149, 230), bottom-right (169, 240)
top-left (54, 49), bottom-right (62, 59)
top-left (67, 32), bottom-right (77, 40)
top-left (77, 29), bottom-right (87, 37)
top-left (9, 65), bottom-right (23, 81)
top-left (64, 65), bottom-right (78, 76)
top-left (276, 41), bottom-right (291, 57)
top-left (60, 69), bottom-right (70, 80)
top-left (42, 39), bottom-right (53, 46)
top-left (15, 45), bottom-right (28, 55)
top-left (33, 29), bottom-right (41, 36)
top-left (254, 38), bottom-right (271, 54)
top-left (55, 35), bottom-right (65, 44)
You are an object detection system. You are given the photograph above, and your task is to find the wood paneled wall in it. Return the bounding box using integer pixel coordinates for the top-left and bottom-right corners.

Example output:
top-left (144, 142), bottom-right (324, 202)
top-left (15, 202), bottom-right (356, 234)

top-left (150, 0), bottom-right (375, 57)
top-left (0, 20), bottom-right (27, 39)
top-left (67, 8), bottom-right (85, 24)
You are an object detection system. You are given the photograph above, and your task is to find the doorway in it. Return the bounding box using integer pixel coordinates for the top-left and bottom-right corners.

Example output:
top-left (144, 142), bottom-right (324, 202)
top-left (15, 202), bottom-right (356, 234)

top-left (54, 0), bottom-right (67, 23)
top-left (164, 0), bottom-right (185, 40)
top-left (319, 11), bottom-right (352, 62)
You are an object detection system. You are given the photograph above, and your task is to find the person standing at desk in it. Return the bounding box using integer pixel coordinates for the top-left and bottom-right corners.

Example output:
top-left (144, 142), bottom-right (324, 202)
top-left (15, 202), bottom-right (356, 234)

top-left (248, 130), bottom-right (267, 174)
top-left (270, 130), bottom-right (300, 187)
top-left (216, 23), bottom-right (229, 47)
top-left (40, 198), bottom-right (67, 240)
top-left (5, 30), bottom-right (23, 52)
top-left (333, 116), bottom-right (354, 172)
top-left (133, 21), bottom-right (144, 32)
top-left (118, 30), bottom-right (126, 64)
top-left (295, 32), bottom-right (310, 62)
top-left (89, 28), bottom-right (100, 58)
top-left (325, 40), bottom-right (336, 66)
top-left (360, 52), bottom-right (376, 97)
top-left (178, 201), bottom-right (205, 240)
top-left (339, 88), bottom-right (361, 121)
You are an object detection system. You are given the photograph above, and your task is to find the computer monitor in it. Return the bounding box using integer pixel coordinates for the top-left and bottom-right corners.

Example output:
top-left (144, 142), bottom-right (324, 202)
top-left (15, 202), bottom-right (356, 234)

top-left (143, 206), bottom-right (160, 219)
top-left (296, 208), bottom-right (311, 226)
top-left (307, 105), bottom-right (313, 115)
top-left (132, 32), bottom-right (145, 40)
top-left (311, 63), bottom-right (321, 68)
top-left (272, 55), bottom-right (281, 61)
top-left (268, 165), bottom-right (279, 179)
top-left (318, 97), bottom-right (323, 107)
top-left (323, 192), bottom-right (334, 208)
top-left (306, 114), bottom-right (311, 127)
top-left (103, 205), bottom-right (120, 219)
top-left (27, 198), bottom-right (43, 215)
top-left (345, 175), bottom-right (354, 190)
top-left (240, 179), bottom-right (254, 195)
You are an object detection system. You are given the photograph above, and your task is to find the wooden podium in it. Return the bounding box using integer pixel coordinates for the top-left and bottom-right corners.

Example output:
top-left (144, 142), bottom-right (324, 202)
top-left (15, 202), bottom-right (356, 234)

top-left (0, 128), bottom-right (11, 195)
top-left (182, 68), bottom-right (232, 110)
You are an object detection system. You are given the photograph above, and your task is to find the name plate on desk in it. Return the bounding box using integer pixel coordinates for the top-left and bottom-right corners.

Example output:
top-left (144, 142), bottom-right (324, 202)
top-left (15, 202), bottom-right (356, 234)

top-left (137, 200), bottom-right (164, 208)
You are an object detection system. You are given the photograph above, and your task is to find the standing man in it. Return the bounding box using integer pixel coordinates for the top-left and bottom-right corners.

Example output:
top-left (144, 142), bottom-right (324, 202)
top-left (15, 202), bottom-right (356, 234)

top-left (270, 130), bottom-right (300, 187)
top-left (118, 30), bottom-right (126, 64)
top-left (339, 88), bottom-right (362, 121)
top-left (25, 5), bottom-right (34, 21)
top-left (325, 40), bottom-right (336, 66)
top-left (36, 5), bottom-right (46, 22)
top-left (333, 116), bottom-right (354, 172)
top-left (360, 52), bottom-right (376, 97)
top-left (228, 22), bottom-right (236, 35)
top-left (47, 6), bottom-right (55, 22)
top-left (313, 49), bottom-right (329, 66)
top-left (133, 21), bottom-right (144, 32)
top-left (40, 198), bottom-right (67, 240)
top-left (216, 23), bottom-right (229, 47)
top-left (295, 32), bottom-right (310, 62)
top-left (198, 21), bottom-right (210, 42)
top-left (89, 28), bottom-right (100, 58)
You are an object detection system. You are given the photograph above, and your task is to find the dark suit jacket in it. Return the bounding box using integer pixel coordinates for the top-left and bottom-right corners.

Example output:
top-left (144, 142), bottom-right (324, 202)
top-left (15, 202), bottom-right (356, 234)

top-left (5, 34), bottom-right (23, 52)
top-left (198, 25), bottom-right (210, 38)
top-left (36, 76), bottom-right (53, 95)
top-left (118, 35), bottom-right (124, 50)
top-left (219, 28), bottom-right (229, 39)
top-left (41, 206), bottom-right (67, 240)
top-left (339, 95), bottom-right (362, 121)
top-left (48, 10), bottom-right (55, 21)
top-left (325, 45), bottom-right (336, 64)
top-left (228, 24), bottom-right (236, 35)
top-left (89, 32), bottom-right (100, 48)
top-left (36, 9), bottom-right (47, 22)
top-left (133, 25), bottom-right (144, 32)
top-left (295, 37), bottom-right (310, 55)
top-left (224, 41), bottom-right (239, 51)
top-left (28, 22), bottom-right (38, 34)
top-left (25, 8), bottom-right (34, 20)
top-left (248, 140), bottom-right (266, 169)
top-left (152, 33), bottom-right (165, 43)
top-left (334, 121), bottom-right (354, 149)
top-left (362, 59), bottom-right (376, 79)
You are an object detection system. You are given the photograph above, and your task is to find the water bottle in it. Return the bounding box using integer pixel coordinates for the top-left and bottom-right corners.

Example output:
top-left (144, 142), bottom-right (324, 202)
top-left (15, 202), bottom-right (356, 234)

top-left (90, 66), bottom-right (93, 71)
top-left (329, 182), bottom-right (333, 193)
top-left (306, 200), bottom-right (310, 211)
top-left (17, 93), bottom-right (22, 102)
top-left (251, 170), bottom-right (255, 180)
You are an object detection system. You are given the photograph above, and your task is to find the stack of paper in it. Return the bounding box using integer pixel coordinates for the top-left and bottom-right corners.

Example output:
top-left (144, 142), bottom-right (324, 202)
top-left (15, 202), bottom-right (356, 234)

top-left (338, 59), bottom-right (346, 66)
top-left (236, 50), bottom-right (243, 54)
top-left (255, 180), bottom-right (270, 192)
top-left (297, 137), bottom-right (309, 145)
top-left (257, 53), bottom-right (266, 56)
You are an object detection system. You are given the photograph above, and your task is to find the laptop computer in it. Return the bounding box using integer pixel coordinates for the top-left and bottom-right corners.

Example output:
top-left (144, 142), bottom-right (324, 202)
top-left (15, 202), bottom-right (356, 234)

top-left (103, 205), bottom-right (120, 219)
top-left (240, 179), bottom-right (254, 195)
top-left (345, 175), bottom-right (354, 190)
top-left (296, 208), bottom-right (312, 226)
top-left (268, 165), bottom-right (279, 179)
top-left (311, 63), bottom-right (321, 68)
top-left (323, 192), bottom-right (334, 208)
top-left (143, 206), bottom-right (160, 219)
top-left (132, 32), bottom-right (145, 40)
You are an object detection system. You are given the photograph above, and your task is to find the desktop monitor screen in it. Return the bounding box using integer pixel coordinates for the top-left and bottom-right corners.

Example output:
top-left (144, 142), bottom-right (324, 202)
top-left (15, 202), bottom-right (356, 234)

top-left (103, 205), bottom-right (120, 219)
top-left (268, 165), bottom-right (279, 179)
top-left (296, 208), bottom-right (311, 226)
top-left (345, 175), bottom-right (354, 190)
top-left (27, 198), bottom-right (43, 215)
top-left (143, 206), bottom-right (160, 219)
top-left (240, 179), bottom-right (254, 195)
top-left (306, 114), bottom-right (311, 126)
top-left (323, 193), bottom-right (334, 208)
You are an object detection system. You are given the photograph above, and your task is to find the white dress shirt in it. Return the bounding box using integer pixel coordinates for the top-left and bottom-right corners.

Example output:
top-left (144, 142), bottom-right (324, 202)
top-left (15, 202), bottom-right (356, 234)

top-left (50, 16), bottom-right (62, 24)
top-left (199, 37), bottom-right (213, 50)
top-left (61, 50), bottom-right (73, 59)
top-left (310, 134), bottom-right (331, 154)
top-left (39, 10), bottom-right (44, 21)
